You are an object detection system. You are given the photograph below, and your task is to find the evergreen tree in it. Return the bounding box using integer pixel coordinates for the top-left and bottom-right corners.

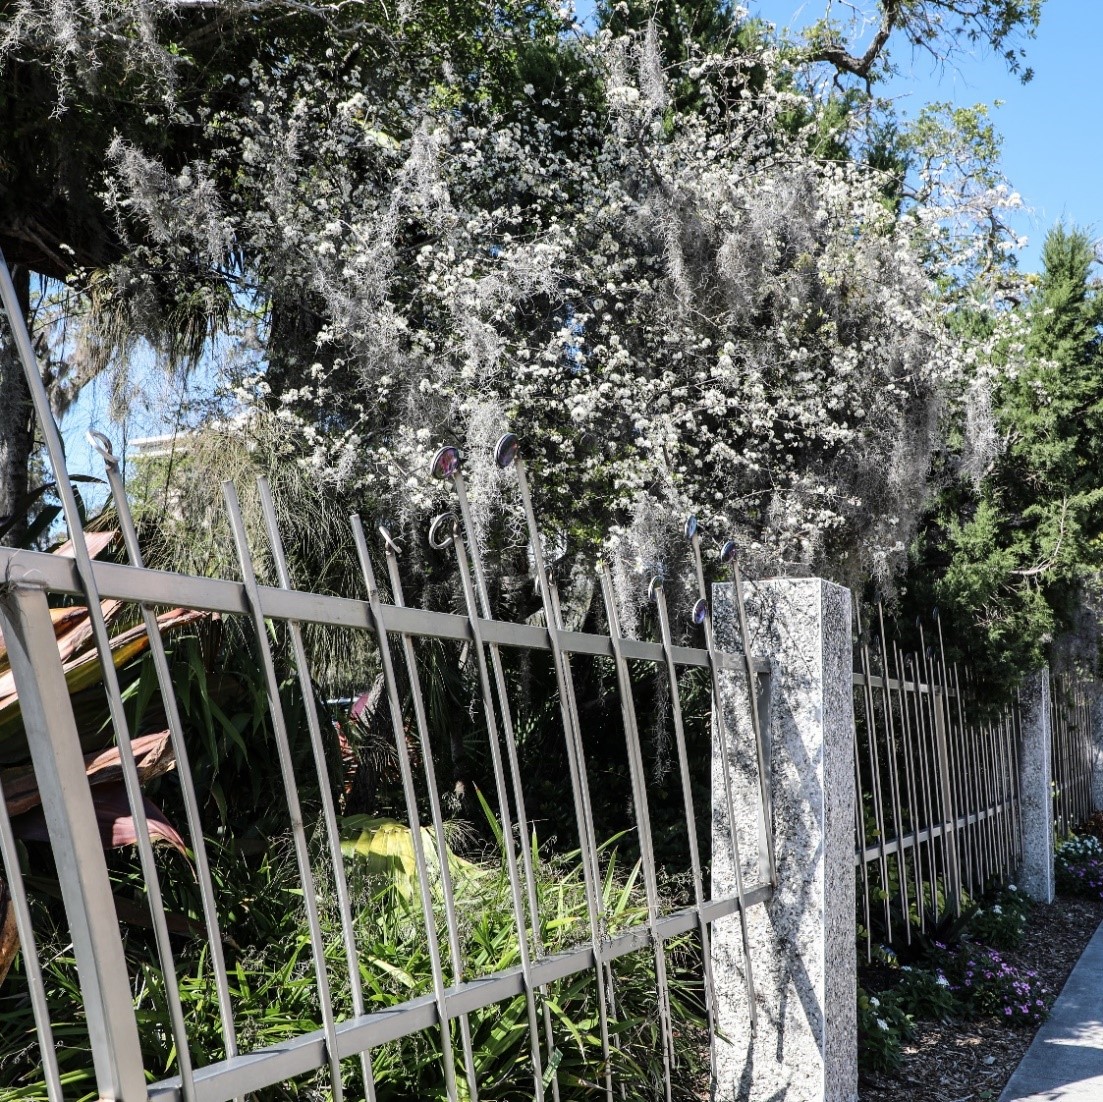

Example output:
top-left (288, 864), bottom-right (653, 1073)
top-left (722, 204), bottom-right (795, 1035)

top-left (907, 225), bottom-right (1103, 689)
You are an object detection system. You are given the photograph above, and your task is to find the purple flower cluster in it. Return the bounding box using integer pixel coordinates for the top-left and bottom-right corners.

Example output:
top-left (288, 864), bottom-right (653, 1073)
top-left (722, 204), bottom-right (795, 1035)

top-left (945, 945), bottom-right (1048, 1026)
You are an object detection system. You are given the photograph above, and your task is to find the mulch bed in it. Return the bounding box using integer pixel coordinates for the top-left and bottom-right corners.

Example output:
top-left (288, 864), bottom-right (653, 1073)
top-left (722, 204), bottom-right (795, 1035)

top-left (859, 896), bottom-right (1103, 1102)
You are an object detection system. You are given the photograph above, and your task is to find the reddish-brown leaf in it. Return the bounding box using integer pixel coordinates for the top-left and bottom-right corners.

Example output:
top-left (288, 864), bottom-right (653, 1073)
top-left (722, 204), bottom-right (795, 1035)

top-left (1, 730), bottom-right (176, 817)
top-left (12, 780), bottom-right (187, 855)
top-left (0, 881), bottom-right (16, 987)
top-left (0, 607), bottom-right (208, 719)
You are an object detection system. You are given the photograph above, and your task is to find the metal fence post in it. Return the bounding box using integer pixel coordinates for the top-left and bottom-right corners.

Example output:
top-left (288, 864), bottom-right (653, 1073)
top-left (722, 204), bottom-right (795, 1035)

top-left (711, 578), bottom-right (857, 1102)
top-left (1018, 668), bottom-right (1054, 903)
top-left (0, 581), bottom-right (147, 1101)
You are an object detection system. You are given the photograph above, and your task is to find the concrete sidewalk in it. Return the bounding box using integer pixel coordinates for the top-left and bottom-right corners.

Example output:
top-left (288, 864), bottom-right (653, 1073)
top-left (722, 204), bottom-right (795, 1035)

top-left (1000, 919), bottom-right (1103, 1101)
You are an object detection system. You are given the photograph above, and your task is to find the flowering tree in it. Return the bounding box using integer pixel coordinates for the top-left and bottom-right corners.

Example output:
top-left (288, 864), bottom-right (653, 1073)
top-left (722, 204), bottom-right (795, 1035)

top-left (102, 18), bottom-right (981, 611)
top-left (0, 0), bottom-right (1043, 604)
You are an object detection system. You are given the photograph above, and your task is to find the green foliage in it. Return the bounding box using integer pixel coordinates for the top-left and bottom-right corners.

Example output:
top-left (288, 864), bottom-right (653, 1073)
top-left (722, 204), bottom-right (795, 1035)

top-left (906, 225), bottom-right (1103, 694)
top-left (857, 879), bottom-right (1047, 1067)
top-left (857, 987), bottom-right (913, 1073)
top-left (1055, 834), bottom-right (1103, 900)
top-left (1, 818), bottom-right (707, 1100)
top-left (965, 886), bottom-right (1029, 950)
top-left (893, 964), bottom-right (959, 1021)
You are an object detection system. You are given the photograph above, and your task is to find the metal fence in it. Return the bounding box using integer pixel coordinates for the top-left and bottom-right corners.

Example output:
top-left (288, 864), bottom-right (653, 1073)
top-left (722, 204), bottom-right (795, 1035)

top-left (0, 254), bottom-right (773, 1102)
top-left (1052, 672), bottom-right (1095, 838)
top-left (852, 606), bottom-right (1024, 954)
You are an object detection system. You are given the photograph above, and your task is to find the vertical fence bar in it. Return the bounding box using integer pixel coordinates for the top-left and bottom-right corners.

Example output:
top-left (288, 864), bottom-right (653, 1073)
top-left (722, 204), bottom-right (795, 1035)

top-left (960, 679), bottom-right (985, 893)
top-left (380, 526), bottom-right (482, 1102)
top-left (1010, 699), bottom-right (1024, 865)
top-left (876, 609), bottom-right (911, 943)
top-left (988, 715), bottom-right (1004, 880)
top-left (855, 605), bottom-right (892, 944)
top-left (973, 713), bottom-right (990, 888)
top-left (597, 564), bottom-right (675, 1101)
top-left (445, 446), bottom-right (563, 1100)
top-left (1002, 702), bottom-right (1016, 871)
top-left (0, 741), bottom-right (64, 1102)
top-left (447, 454), bottom-right (569, 1094)
top-left (92, 433), bottom-right (240, 1071)
top-left (907, 653), bottom-right (940, 922)
top-left (1082, 682), bottom-right (1092, 823)
top-left (1051, 677), bottom-right (1064, 837)
top-left (256, 479), bottom-right (378, 1102)
top-left (994, 713), bottom-right (1011, 877)
top-left (988, 716), bottom-right (1003, 878)
top-left (349, 515), bottom-right (462, 1102)
top-left (444, 518), bottom-right (548, 1100)
top-left (963, 689), bottom-right (981, 897)
top-left (223, 484), bottom-right (346, 1102)
top-left (510, 452), bottom-right (617, 1101)
top-left (1, 249), bottom-right (198, 1100)
top-left (918, 623), bottom-right (960, 914)
top-left (997, 713), bottom-right (1014, 877)
top-left (0, 584), bottom-right (146, 1102)
top-left (650, 578), bottom-right (720, 1063)
top-left (935, 612), bottom-right (976, 902)
top-left (852, 678), bottom-right (873, 961)
top-left (1071, 681), bottom-right (1085, 826)
top-left (1078, 681), bottom-right (1093, 824)
top-left (892, 641), bottom-right (925, 931)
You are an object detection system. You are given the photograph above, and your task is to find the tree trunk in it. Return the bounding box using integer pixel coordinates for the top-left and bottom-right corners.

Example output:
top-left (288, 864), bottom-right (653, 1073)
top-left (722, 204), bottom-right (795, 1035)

top-left (0, 267), bottom-right (34, 549)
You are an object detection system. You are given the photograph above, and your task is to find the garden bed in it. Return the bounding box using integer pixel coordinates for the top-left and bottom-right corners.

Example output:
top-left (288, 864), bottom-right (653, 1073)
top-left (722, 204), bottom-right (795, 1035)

top-left (859, 895), bottom-right (1103, 1102)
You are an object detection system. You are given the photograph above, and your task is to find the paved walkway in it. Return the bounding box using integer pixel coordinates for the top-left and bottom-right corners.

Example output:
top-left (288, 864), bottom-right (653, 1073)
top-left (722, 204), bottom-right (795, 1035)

top-left (1000, 919), bottom-right (1103, 1101)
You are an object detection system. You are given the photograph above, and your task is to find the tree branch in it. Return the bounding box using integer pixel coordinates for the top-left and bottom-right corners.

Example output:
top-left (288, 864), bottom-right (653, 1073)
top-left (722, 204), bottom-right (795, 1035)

top-left (804, 0), bottom-right (900, 83)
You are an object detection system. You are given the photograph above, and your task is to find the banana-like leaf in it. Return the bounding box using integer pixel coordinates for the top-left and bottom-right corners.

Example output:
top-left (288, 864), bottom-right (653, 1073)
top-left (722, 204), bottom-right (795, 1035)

top-left (0, 607), bottom-right (208, 763)
top-left (0, 531), bottom-right (119, 676)
top-left (50, 530), bottom-right (117, 562)
top-left (340, 816), bottom-right (484, 902)
top-left (0, 600), bottom-right (126, 691)
top-left (1, 730), bottom-right (176, 817)
top-left (0, 885), bottom-right (15, 987)
top-left (12, 780), bottom-right (187, 855)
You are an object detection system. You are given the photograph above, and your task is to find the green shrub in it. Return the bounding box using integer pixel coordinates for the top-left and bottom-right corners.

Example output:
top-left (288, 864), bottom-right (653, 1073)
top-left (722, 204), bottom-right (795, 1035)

top-left (965, 885), bottom-right (1029, 950)
top-left (893, 965), bottom-right (960, 1021)
top-left (857, 988), bottom-right (913, 1073)
top-left (0, 822), bottom-right (707, 1101)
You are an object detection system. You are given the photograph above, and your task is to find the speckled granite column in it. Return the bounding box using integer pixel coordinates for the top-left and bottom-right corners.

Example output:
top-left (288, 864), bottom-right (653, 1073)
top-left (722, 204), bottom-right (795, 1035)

top-left (1018, 668), bottom-right (1054, 904)
top-left (711, 578), bottom-right (856, 1102)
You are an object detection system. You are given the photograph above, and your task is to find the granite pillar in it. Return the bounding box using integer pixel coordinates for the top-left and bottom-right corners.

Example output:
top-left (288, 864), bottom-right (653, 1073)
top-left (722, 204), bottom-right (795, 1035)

top-left (711, 578), bottom-right (857, 1102)
top-left (1018, 668), bottom-right (1055, 904)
